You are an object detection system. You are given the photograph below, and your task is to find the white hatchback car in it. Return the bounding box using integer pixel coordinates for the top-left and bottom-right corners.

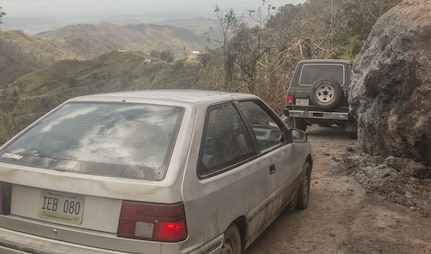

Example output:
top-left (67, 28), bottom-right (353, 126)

top-left (0, 90), bottom-right (312, 254)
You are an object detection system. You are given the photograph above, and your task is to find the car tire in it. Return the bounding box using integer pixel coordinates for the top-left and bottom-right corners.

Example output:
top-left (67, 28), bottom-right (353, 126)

top-left (310, 79), bottom-right (343, 110)
top-left (221, 223), bottom-right (241, 254)
top-left (296, 162), bottom-right (311, 210)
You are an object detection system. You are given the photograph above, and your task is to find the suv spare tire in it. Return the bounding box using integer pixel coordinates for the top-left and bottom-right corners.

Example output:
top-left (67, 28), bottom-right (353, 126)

top-left (310, 78), bottom-right (343, 110)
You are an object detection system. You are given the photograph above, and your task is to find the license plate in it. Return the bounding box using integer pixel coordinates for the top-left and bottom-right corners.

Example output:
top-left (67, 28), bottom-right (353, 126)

top-left (296, 98), bottom-right (309, 106)
top-left (38, 190), bottom-right (85, 225)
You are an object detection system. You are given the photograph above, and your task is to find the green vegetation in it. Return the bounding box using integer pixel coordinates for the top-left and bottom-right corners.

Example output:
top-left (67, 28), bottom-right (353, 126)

top-left (0, 52), bottom-right (199, 143)
top-left (199, 0), bottom-right (401, 113)
top-left (0, 22), bottom-right (207, 85)
top-left (0, 0), bottom-right (401, 144)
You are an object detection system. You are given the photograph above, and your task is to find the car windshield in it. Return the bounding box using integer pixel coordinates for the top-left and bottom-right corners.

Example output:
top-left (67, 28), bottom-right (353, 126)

top-left (0, 102), bottom-right (184, 181)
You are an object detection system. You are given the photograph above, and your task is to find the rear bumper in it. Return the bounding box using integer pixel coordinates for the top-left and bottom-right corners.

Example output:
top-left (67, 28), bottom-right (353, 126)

top-left (0, 223), bottom-right (223, 254)
top-left (0, 227), bottom-right (125, 254)
top-left (285, 109), bottom-right (349, 120)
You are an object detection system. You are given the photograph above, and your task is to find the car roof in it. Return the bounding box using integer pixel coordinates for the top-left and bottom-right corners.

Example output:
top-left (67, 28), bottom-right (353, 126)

top-left (68, 89), bottom-right (259, 105)
top-left (298, 59), bottom-right (352, 64)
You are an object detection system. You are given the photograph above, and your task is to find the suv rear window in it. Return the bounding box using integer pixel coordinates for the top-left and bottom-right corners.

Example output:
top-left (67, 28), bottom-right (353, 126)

top-left (299, 64), bottom-right (345, 86)
top-left (0, 102), bottom-right (184, 181)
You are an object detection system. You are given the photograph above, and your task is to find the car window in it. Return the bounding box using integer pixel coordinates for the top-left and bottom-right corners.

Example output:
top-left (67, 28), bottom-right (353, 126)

top-left (237, 100), bottom-right (285, 151)
top-left (299, 64), bottom-right (345, 86)
top-left (198, 102), bottom-right (254, 176)
top-left (0, 102), bottom-right (184, 181)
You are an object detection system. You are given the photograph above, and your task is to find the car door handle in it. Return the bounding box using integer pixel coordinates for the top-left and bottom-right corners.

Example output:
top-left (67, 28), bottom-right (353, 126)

top-left (269, 164), bottom-right (276, 174)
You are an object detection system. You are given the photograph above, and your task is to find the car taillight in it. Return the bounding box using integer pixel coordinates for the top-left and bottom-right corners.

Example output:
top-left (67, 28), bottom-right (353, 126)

top-left (0, 182), bottom-right (11, 215)
top-left (286, 94), bottom-right (293, 105)
top-left (117, 201), bottom-right (187, 242)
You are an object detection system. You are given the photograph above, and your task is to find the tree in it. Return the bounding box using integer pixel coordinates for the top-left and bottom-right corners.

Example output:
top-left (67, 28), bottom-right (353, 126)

top-left (0, 7), bottom-right (5, 24)
top-left (229, 25), bottom-right (262, 93)
top-left (160, 50), bottom-right (174, 63)
top-left (199, 2), bottom-right (293, 111)
top-left (203, 5), bottom-right (245, 90)
top-left (266, 0), bottom-right (400, 60)
top-left (150, 50), bottom-right (160, 58)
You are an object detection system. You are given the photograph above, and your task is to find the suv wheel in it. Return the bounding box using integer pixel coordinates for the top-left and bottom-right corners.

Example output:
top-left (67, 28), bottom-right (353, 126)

top-left (310, 79), bottom-right (343, 109)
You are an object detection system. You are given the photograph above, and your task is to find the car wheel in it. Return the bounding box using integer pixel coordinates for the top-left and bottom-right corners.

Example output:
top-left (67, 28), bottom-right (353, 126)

top-left (221, 224), bottom-right (241, 254)
top-left (310, 79), bottom-right (343, 110)
top-left (296, 162), bottom-right (311, 210)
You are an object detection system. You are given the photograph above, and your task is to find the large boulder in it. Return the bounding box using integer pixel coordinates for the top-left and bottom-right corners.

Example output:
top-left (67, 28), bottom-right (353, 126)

top-left (349, 0), bottom-right (431, 166)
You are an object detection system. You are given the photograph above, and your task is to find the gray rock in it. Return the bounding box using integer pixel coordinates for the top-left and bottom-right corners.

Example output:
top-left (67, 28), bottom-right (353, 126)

top-left (385, 155), bottom-right (431, 178)
top-left (349, 0), bottom-right (431, 167)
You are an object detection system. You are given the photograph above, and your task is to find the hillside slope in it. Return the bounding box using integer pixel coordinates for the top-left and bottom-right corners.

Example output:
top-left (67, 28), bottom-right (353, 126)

top-left (0, 22), bottom-right (206, 85)
top-left (0, 51), bottom-right (200, 143)
top-left (0, 29), bottom-right (121, 84)
top-left (36, 23), bottom-right (207, 56)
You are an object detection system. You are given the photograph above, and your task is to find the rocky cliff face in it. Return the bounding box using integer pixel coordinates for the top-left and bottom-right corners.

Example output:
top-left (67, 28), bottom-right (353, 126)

top-left (349, 0), bottom-right (431, 166)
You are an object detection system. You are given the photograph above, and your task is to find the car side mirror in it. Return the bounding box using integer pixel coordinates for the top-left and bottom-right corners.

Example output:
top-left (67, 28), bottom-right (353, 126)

top-left (291, 129), bottom-right (307, 143)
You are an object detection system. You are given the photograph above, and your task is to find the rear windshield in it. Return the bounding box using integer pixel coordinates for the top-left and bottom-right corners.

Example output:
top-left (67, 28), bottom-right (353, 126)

top-left (0, 102), bottom-right (184, 181)
top-left (299, 64), bottom-right (345, 86)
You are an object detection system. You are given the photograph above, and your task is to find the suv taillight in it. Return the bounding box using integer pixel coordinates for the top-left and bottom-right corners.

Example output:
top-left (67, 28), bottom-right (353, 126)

top-left (286, 94), bottom-right (293, 105)
top-left (0, 182), bottom-right (11, 215)
top-left (117, 201), bottom-right (187, 242)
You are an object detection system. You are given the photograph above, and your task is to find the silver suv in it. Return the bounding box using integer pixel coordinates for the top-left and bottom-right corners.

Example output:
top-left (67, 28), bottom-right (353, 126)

top-left (283, 59), bottom-right (357, 137)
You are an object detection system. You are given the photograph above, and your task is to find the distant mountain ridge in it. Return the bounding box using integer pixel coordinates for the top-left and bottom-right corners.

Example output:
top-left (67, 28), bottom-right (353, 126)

top-left (0, 22), bottom-right (208, 84)
top-left (36, 22), bottom-right (207, 56)
top-left (1, 14), bottom-right (216, 35)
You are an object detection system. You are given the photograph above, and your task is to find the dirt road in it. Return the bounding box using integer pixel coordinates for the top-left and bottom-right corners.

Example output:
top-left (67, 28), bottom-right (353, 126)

top-left (245, 126), bottom-right (431, 254)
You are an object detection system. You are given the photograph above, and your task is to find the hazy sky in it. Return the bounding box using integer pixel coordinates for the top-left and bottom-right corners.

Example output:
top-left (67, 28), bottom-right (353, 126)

top-left (1, 0), bottom-right (306, 17)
